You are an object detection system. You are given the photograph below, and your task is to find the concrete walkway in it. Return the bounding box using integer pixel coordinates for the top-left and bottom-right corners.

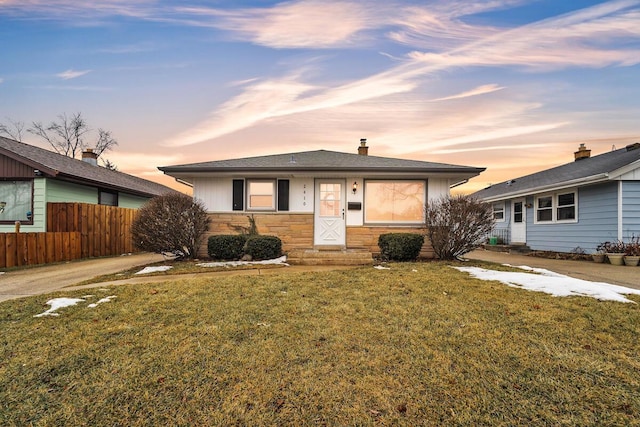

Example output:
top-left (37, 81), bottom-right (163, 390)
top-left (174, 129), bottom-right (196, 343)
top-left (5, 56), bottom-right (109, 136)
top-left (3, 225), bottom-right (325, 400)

top-left (466, 249), bottom-right (640, 290)
top-left (0, 254), bottom-right (355, 302)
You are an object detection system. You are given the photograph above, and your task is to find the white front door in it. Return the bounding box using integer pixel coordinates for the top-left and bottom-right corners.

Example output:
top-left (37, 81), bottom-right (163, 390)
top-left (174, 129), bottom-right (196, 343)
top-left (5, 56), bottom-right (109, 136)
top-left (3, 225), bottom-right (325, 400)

top-left (314, 180), bottom-right (346, 247)
top-left (511, 199), bottom-right (526, 244)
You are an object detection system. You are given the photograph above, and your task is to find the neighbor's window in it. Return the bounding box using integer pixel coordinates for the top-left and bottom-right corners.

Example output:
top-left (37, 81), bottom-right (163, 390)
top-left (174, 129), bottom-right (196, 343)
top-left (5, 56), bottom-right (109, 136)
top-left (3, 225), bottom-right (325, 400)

top-left (535, 191), bottom-right (577, 223)
top-left (536, 195), bottom-right (553, 222)
top-left (492, 202), bottom-right (505, 222)
top-left (365, 180), bottom-right (425, 223)
top-left (247, 180), bottom-right (275, 210)
top-left (99, 190), bottom-right (118, 206)
top-left (0, 180), bottom-right (33, 223)
top-left (557, 192), bottom-right (576, 221)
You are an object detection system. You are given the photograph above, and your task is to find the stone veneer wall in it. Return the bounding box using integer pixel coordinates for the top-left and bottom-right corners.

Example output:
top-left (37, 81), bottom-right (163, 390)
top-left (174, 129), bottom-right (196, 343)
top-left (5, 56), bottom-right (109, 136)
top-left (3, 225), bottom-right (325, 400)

top-left (200, 213), bottom-right (314, 257)
top-left (201, 213), bottom-right (433, 259)
top-left (347, 226), bottom-right (434, 259)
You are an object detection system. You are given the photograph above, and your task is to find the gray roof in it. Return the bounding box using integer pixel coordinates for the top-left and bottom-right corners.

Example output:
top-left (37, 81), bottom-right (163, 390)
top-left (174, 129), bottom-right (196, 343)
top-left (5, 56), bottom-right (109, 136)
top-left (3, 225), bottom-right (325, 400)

top-left (159, 149), bottom-right (485, 178)
top-left (0, 137), bottom-right (176, 197)
top-left (473, 143), bottom-right (640, 201)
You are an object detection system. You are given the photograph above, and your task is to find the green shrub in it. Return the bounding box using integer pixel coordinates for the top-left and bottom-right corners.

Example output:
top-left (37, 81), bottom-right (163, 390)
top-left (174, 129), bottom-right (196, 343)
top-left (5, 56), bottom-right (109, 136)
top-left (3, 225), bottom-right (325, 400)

top-left (378, 233), bottom-right (424, 261)
top-left (245, 235), bottom-right (282, 260)
top-left (207, 235), bottom-right (247, 260)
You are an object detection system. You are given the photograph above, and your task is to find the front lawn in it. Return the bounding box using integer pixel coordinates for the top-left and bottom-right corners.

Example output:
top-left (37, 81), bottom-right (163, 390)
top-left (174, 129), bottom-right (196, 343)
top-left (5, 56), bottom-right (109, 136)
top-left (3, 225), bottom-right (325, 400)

top-left (1, 262), bottom-right (639, 426)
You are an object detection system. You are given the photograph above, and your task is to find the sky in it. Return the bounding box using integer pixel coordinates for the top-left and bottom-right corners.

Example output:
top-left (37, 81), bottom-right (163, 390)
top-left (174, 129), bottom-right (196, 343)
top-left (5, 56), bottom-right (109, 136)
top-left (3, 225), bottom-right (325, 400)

top-left (1, 0), bottom-right (639, 193)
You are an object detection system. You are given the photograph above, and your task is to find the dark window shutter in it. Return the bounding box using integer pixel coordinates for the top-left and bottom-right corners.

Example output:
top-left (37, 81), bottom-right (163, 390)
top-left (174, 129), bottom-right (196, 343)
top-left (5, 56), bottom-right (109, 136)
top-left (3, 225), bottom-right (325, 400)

top-left (277, 179), bottom-right (289, 211)
top-left (233, 179), bottom-right (244, 211)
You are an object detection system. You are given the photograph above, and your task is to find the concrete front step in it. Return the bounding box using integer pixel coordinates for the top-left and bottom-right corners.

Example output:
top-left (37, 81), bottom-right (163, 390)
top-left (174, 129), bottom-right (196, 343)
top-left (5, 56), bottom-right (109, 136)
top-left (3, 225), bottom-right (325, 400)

top-left (287, 249), bottom-right (374, 266)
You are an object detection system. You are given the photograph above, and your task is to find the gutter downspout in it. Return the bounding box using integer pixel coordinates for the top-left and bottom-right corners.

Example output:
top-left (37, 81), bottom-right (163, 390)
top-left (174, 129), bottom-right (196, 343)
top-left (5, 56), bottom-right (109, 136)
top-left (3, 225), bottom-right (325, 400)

top-left (175, 178), bottom-right (193, 188)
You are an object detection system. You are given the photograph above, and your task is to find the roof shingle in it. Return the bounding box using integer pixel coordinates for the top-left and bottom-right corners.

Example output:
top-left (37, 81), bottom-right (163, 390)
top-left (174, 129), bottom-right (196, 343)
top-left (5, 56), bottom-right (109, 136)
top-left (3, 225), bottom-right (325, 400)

top-left (0, 137), bottom-right (176, 197)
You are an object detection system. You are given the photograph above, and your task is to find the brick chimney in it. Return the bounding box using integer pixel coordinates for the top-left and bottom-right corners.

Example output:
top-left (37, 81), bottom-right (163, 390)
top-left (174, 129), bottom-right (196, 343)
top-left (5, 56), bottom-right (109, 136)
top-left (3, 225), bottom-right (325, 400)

top-left (574, 143), bottom-right (591, 161)
top-left (82, 148), bottom-right (98, 166)
top-left (358, 138), bottom-right (369, 156)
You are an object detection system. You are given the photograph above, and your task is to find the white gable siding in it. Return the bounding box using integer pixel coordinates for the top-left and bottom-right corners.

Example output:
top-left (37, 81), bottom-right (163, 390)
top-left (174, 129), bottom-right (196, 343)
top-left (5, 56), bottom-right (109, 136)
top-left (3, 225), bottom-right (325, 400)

top-left (289, 178), bottom-right (314, 213)
top-left (619, 167), bottom-right (640, 180)
top-left (427, 178), bottom-right (450, 201)
top-left (193, 177), bottom-right (234, 212)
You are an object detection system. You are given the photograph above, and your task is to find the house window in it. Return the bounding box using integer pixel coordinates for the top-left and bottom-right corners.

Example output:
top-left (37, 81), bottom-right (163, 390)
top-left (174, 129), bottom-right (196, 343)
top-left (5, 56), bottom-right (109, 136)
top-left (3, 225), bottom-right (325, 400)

top-left (0, 180), bottom-right (34, 224)
top-left (535, 191), bottom-right (577, 223)
top-left (557, 192), bottom-right (576, 221)
top-left (99, 190), bottom-right (118, 206)
top-left (364, 180), bottom-right (425, 224)
top-left (492, 202), bottom-right (505, 222)
top-left (247, 180), bottom-right (275, 210)
top-left (536, 195), bottom-right (553, 222)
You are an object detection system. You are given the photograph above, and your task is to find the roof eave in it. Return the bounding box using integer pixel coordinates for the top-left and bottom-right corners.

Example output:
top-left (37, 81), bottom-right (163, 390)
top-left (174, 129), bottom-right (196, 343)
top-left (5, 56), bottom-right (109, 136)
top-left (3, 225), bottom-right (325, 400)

top-left (479, 173), bottom-right (611, 202)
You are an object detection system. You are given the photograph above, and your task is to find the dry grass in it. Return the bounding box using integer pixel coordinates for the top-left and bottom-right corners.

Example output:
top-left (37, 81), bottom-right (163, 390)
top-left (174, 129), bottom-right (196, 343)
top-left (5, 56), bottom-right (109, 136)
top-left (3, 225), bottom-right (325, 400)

top-left (1, 262), bottom-right (639, 426)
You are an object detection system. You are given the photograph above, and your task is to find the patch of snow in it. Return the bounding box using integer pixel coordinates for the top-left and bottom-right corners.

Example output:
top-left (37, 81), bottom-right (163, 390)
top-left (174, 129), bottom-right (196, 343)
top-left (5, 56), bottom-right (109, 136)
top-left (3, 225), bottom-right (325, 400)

top-left (197, 255), bottom-right (289, 268)
top-left (374, 265), bottom-right (390, 270)
top-left (135, 265), bottom-right (173, 275)
top-left (453, 266), bottom-right (640, 303)
top-left (34, 297), bottom-right (85, 317)
top-left (88, 295), bottom-right (117, 308)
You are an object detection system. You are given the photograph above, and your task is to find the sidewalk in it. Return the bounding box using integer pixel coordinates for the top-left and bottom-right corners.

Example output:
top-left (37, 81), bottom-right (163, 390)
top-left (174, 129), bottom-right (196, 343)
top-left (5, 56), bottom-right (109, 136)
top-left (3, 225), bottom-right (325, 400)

top-left (466, 249), bottom-right (640, 290)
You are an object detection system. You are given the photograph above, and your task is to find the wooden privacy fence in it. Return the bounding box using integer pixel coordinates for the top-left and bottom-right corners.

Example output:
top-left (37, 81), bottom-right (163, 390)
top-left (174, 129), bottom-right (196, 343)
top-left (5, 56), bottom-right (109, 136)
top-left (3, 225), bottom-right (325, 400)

top-left (47, 203), bottom-right (138, 259)
top-left (0, 203), bottom-right (138, 269)
top-left (0, 232), bottom-right (81, 269)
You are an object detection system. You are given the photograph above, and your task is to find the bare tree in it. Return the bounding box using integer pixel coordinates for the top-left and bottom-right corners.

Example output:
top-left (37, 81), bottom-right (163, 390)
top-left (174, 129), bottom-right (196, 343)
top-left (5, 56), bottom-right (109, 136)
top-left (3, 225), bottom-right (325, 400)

top-left (101, 158), bottom-right (118, 171)
top-left (425, 194), bottom-right (495, 260)
top-left (27, 112), bottom-right (118, 159)
top-left (95, 128), bottom-right (118, 156)
top-left (0, 118), bottom-right (26, 141)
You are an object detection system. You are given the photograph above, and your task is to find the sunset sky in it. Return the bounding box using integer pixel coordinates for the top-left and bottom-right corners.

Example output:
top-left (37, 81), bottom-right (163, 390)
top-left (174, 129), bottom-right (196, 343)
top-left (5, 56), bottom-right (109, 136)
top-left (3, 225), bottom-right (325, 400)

top-left (1, 0), bottom-right (639, 193)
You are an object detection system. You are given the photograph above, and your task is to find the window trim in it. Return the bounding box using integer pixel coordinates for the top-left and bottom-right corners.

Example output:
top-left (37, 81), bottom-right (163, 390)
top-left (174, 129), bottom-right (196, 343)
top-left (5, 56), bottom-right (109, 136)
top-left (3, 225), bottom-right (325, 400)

top-left (0, 179), bottom-right (35, 225)
top-left (534, 190), bottom-right (578, 224)
top-left (492, 201), bottom-right (505, 222)
top-left (99, 189), bottom-right (119, 206)
top-left (364, 179), bottom-right (427, 225)
top-left (246, 179), bottom-right (276, 211)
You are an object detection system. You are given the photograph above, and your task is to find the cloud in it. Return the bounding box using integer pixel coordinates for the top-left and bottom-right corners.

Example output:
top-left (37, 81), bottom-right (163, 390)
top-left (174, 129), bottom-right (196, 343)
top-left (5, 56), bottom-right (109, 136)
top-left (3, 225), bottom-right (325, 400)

top-left (430, 84), bottom-right (505, 102)
top-left (165, 0), bottom-right (640, 147)
top-left (177, 0), bottom-right (385, 48)
top-left (0, 77), bottom-right (3, 84)
top-left (56, 69), bottom-right (92, 79)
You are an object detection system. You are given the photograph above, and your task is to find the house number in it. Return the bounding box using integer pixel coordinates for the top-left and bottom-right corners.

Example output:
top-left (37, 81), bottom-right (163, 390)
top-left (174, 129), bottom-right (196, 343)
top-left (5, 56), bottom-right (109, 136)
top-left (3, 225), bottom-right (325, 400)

top-left (303, 184), bottom-right (306, 206)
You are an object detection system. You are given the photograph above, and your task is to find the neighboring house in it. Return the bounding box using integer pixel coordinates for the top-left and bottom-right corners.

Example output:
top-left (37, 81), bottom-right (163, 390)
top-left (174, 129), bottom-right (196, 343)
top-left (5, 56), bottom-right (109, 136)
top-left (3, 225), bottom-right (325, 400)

top-left (0, 136), bottom-right (177, 232)
top-left (159, 139), bottom-right (485, 261)
top-left (472, 143), bottom-right (640, 253)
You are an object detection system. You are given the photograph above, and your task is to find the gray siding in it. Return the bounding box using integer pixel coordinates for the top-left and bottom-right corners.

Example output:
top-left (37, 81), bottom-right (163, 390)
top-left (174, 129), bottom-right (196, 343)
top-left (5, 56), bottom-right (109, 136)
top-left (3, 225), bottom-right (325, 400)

top-left (526, 182), bottom-right (618, 253)
top-left (622, 181), bottom-right (640, 240)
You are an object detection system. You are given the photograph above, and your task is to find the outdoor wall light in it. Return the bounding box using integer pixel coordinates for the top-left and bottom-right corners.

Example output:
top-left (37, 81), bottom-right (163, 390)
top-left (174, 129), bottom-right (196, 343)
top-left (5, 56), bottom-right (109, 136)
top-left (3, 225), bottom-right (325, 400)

top-left (0, 201), bottom-right (5, 214)
top-left (352, 181), bottom-right (358, 194)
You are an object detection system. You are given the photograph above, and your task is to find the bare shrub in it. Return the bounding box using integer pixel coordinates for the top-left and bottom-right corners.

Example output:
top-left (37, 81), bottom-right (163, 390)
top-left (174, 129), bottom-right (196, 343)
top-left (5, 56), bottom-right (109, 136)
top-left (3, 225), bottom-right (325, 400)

top-left (131, 193), bottom-right (210, 259)
top-left (425, 195), bottom-right (494, 260)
